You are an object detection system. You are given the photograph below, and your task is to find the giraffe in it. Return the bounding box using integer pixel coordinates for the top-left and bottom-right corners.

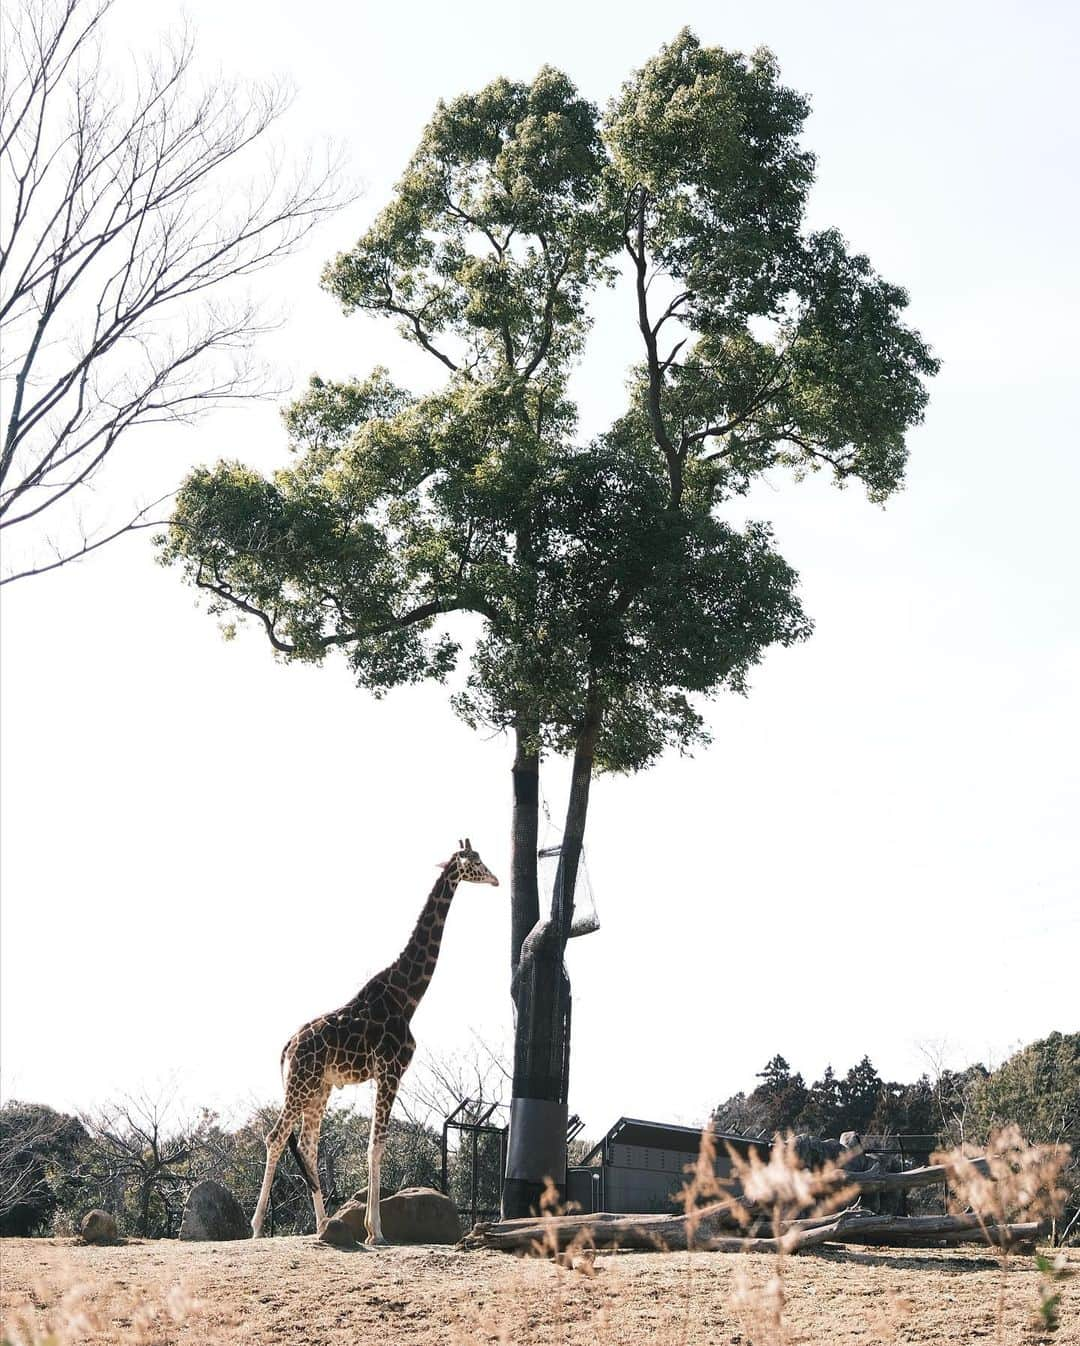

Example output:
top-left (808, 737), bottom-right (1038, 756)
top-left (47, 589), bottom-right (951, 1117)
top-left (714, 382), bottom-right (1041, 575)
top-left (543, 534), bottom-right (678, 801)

top-left (250, 838), bottom-right (500, 1244)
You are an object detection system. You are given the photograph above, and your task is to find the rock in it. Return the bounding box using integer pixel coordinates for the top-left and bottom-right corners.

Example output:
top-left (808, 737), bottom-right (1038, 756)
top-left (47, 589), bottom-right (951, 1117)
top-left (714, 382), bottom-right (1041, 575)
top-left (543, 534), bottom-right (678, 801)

top-left (349, 1185), bottom-right (392, 1208)
top-left (319, 1217), bottom-right (360, 1248)
top-left (838, 1132), bottom-right (875, 1172)
top-left (792, 1134), bottom-right (826, 1170)
top-left (334, 1201), bottom-right (368, 1243)
top-left (179, 1180), bottom-right (249, 1241)
top-left (822, 1138), bottom-right (843, 1163)
top-left (336, 1186), bottom-right (462, 1245)
top-left (337, 1186), bottom-right (396, 1243)
top-left (80, 1209), bottom-right (118, 1243)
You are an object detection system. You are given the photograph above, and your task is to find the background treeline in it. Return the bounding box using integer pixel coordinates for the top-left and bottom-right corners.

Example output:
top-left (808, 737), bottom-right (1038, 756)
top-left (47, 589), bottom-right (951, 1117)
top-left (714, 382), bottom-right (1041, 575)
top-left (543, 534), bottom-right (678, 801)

top-left (1, 1032), bottom-right (1075, 1239)
top-left (709, 1031), bottom-right (1077, 1236)
top-left (0, 1097), bottom-right (447, 1239)
top-left (713, 1054), bottom-right (956, 1140)
top-left (0, 1050), bottom-right (507, 1239)
top-left (712, 1033), bottom-right (1078, 1155)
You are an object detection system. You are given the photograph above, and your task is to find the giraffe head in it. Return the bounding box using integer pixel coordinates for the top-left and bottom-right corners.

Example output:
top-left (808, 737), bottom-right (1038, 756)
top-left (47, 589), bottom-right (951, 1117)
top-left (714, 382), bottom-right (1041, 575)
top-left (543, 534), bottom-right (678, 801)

top-left (450, 838), bottom-right (499, 886)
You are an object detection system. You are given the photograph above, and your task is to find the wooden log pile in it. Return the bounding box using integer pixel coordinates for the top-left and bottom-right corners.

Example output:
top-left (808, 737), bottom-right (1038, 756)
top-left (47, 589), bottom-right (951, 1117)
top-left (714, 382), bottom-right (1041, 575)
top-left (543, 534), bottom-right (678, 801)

top-left (462, 1158), bottom-right (1046, 1255)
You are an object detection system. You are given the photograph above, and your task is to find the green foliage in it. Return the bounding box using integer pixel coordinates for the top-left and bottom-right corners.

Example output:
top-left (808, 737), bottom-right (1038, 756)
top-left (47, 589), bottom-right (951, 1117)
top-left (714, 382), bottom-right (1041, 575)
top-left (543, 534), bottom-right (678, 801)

top-left (604, 33), bottom-right (813, 332)
top-left (0, 1102), bottom-right (88, 1236)
top-left (713, 1031), bottom-right (1079, 1241)
top-left (752, 1055), bottom-right (809, 1136)
top-left (194, 1103), bottom-right (441, 1235)
top-left (969, 1032), bottom-right (1079, 1150)
top-left (322, 67), bottom-right (615, 376)
top-left (0, 1097), bottom-right (444, 1239)
top-left (160, 30), bottom-right (937, 778)
top-left (1035, 1251), bottom-right (1075, 1331)
top-left (714, 1055), bottom-right (939, 1142)
top-left (454, 436), bottom-right (809, 769)
top-left (967, 1033), bottom-right (1079, 1240)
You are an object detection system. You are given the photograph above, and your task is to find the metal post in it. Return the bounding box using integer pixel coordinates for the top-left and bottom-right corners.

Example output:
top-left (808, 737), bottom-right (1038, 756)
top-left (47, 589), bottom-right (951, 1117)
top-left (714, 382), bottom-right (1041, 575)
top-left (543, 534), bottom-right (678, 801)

top-left (897, 1135), bottom-right (908, 1217)
top-left (470, 1125), bottom-right (480, 1228)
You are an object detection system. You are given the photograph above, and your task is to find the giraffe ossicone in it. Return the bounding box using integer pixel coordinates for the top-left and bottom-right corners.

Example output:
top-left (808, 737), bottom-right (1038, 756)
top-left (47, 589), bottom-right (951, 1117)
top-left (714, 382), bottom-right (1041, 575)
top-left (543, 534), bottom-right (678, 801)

top-left (250, 838), bottom-right (500, 1244)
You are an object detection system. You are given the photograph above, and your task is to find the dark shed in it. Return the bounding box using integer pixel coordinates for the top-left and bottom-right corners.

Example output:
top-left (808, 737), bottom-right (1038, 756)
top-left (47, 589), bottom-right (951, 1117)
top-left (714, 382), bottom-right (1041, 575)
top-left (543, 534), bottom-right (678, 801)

top-left (566, 1116), bottom-right (771, 1215)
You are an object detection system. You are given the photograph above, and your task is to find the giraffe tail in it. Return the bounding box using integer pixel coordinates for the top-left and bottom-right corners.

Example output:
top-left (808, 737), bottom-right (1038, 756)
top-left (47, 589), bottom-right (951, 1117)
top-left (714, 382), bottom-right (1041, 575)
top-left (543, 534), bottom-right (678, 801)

top-left (287, 1130), bottom-right (318, 1193)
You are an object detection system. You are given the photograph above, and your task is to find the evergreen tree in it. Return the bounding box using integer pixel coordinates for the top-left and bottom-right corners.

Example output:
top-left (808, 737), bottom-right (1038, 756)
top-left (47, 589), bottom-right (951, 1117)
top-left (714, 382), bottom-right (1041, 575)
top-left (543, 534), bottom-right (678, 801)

top-left (161, 32), bottom-right (938, 1214)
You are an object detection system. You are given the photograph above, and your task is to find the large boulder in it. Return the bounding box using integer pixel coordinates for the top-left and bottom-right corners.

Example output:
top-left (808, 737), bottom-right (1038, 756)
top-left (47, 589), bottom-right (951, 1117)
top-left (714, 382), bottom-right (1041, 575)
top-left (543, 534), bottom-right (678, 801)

top-left (80, 1209), bottom-right (118, 1243)
top-left (179, 1180), bottom-right (249, 1241)
top-left (336, 1186), bottom-right (462, 1245)
top-left (349, 1185), bottom-right (392, 1209)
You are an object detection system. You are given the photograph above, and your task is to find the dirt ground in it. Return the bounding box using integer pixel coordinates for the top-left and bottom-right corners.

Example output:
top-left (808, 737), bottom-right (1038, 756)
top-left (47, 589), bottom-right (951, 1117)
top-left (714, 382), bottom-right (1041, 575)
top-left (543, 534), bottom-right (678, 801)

top-left (2, 1236), bottom-right (1078, 1345)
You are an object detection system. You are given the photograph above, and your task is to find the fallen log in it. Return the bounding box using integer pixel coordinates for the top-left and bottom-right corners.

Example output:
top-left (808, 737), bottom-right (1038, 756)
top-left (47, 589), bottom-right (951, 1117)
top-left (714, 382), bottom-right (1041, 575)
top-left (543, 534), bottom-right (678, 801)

top-left (462, 1205), bottom-right (1042, 1255)
top-left (462, 1202), bottom-right (770, 1253)
top-left (845, 1218), bottom-right (1046, 1250)
top-left (840, 1157), bottom-right (988, 1193)
top-left (791, 1213), bottom-right (1045, 1251)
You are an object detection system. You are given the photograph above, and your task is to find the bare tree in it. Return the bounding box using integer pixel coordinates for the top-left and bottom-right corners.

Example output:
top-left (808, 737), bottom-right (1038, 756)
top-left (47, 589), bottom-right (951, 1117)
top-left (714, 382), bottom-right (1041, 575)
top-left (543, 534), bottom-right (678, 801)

top-left (0, 0), bottom-right (349, 582)
top-left (82, 1090), bottom-right (200, 1236)
top-left (398, 1036), bottom-right (511, 1129)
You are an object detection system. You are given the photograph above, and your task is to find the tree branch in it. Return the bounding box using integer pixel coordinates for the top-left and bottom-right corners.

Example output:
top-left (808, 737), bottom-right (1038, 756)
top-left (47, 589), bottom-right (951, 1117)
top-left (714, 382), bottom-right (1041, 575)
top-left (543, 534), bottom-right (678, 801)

top-left (0, 493), bottom-right (172, 584)
top-left (0, 0), bottom-right (350, 576)
top-left (191, 566), bottom-right (500, 655)
top-left (623, 185), bottom-right (681, 503)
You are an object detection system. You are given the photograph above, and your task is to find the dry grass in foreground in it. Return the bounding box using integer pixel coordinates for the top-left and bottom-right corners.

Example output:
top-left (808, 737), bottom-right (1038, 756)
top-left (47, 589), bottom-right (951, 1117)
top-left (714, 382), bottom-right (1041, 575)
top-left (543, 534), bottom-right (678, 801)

top-left (2, 1235), bottom-right (1079, 1345)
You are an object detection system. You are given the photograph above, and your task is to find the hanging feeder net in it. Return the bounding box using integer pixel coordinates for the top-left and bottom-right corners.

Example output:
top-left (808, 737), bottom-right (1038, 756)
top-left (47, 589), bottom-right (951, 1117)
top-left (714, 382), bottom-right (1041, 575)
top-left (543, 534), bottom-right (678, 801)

top-left (537, 794), bottom-right (600, 938)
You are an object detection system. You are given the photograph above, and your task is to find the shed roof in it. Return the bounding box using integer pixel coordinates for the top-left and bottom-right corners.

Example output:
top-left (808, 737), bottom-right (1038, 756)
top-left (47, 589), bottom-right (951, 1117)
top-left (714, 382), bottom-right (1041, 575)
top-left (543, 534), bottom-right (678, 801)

top-left (583, 1116), bottom-right (771, 1163)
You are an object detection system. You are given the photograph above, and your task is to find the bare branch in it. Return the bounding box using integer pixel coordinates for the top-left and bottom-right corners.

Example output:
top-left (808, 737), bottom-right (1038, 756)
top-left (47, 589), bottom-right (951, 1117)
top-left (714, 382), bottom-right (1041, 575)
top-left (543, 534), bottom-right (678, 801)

top-left (0, 0), bottom-right (352, 581)
top-left (0, 492), bottom-right (171, 583)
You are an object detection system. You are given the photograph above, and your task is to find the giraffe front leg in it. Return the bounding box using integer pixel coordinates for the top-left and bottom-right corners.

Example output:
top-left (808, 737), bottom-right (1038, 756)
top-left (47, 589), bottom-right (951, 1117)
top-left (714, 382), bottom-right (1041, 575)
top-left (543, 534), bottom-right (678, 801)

top-left (366, 1073), bottom-right (400, 1246)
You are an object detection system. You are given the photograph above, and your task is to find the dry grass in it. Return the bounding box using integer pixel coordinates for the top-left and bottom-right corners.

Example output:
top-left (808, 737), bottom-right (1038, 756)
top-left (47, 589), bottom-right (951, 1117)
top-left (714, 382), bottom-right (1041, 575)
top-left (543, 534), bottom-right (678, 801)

top-left (2, 1236), bottom-right (1079, 1345)
top-left (3, 1126), bottom-right (1075, 1345)
top-left (929, 1126), bottom-right (1074, 1345)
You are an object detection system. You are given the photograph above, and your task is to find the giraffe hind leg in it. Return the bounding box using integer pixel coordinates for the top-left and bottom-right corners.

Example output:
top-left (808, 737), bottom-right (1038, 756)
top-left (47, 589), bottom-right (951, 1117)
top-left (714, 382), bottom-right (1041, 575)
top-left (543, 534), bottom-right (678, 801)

top-left (296, 1092), bottom-right (330, 1234)
top-left (251, 1101), bottom-right (299, 1238)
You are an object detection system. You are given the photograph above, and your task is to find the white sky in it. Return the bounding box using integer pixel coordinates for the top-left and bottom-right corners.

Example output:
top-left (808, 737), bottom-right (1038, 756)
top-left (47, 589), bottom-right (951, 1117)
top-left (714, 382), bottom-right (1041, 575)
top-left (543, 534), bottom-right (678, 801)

top-left (1, 0), bottom-right (1077, 1138)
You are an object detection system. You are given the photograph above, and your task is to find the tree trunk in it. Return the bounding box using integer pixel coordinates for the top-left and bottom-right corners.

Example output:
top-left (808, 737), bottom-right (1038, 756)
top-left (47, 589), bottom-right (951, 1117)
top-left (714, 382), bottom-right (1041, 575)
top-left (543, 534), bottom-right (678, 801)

top-left (509, 727), bottom-right (540, 975)
top-left (138, 1177), bottom-right (153, 1236)
top-left (502, 690), bottom-right (601, 1219)
top-left (553, 695), bottom-right (600, 933)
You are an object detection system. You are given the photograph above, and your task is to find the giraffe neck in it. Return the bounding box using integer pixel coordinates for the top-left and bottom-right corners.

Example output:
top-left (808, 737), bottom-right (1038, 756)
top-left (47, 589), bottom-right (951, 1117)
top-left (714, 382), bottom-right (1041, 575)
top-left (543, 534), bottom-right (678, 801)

top-left (391, 863), bottom-right (461, 1014)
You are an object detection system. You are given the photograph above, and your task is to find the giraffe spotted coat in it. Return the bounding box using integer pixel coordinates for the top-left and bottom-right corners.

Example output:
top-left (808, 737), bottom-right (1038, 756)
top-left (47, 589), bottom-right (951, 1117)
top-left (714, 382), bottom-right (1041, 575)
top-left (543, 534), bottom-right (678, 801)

top-left (250, 840), bottom-right (499, 1243)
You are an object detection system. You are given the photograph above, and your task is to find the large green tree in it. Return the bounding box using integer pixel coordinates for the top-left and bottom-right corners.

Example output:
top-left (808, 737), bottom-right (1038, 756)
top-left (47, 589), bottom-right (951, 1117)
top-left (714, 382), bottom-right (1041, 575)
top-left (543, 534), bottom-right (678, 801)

top-left (161, 31), bottom-right (938, 1217)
